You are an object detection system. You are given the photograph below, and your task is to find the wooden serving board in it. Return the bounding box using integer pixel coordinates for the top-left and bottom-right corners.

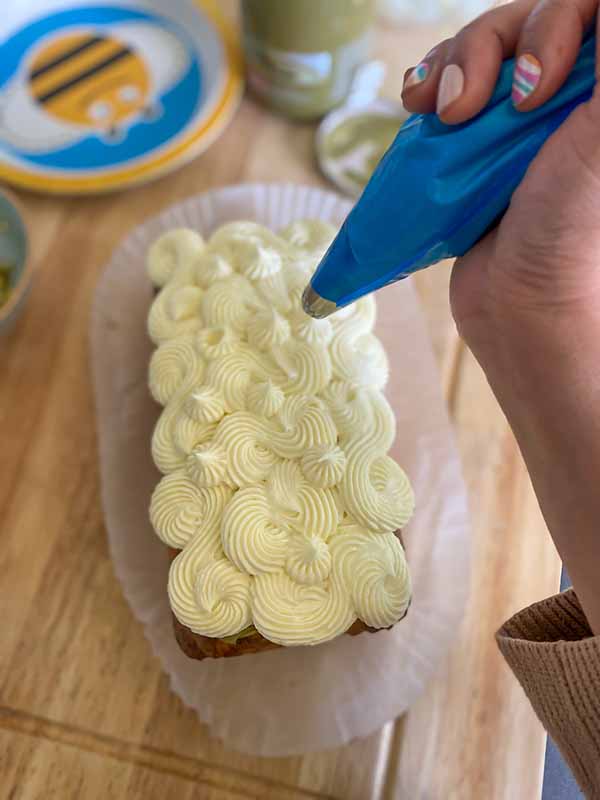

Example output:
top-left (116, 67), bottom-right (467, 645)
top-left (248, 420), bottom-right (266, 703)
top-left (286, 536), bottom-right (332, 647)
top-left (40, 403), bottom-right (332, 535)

top-left (0, 13), bottom-right (560, 800)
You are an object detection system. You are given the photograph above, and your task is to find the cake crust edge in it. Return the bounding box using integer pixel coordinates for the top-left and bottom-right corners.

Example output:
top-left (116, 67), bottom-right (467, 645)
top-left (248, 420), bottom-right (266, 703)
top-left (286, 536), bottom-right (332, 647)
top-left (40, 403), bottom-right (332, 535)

top-left (168, 529), bottom-right (407, 660)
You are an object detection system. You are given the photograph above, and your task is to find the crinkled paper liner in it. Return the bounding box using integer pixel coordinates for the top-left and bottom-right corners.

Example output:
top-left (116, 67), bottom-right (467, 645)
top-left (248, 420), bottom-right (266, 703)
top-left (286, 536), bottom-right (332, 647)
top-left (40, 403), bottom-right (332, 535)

top-left (90, 183), bottom-right (470, 756)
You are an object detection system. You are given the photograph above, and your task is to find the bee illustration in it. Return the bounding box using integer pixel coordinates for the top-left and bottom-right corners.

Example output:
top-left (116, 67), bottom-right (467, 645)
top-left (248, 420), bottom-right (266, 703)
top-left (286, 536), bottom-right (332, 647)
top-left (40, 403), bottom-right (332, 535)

top-left (0, 22), bottom-right (190, 153)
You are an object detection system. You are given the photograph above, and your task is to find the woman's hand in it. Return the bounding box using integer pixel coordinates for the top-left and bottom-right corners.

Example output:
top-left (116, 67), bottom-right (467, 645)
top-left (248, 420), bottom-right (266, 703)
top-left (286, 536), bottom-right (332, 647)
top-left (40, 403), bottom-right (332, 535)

top-left (403, 0), bottom-right (600, 632)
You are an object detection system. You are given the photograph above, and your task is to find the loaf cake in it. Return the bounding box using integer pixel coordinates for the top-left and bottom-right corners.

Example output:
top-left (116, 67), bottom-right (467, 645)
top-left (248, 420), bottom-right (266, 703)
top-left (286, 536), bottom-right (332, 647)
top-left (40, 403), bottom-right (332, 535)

top-left (146, 218), bottom-right (414, 659)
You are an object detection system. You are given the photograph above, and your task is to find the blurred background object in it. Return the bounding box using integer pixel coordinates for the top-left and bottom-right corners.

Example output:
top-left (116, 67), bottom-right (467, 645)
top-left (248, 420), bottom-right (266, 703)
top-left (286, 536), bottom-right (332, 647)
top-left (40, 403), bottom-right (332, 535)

top-left (0, 190), bottom-right (29, 334)
top-left (0, 0), bottom-right (243, 193)
top-left (378, 0), bottom-right (495, 24)
top-left (316, 97), bottom-right (408, 197)
top-left (241, 0), bottom-right (376, 120)
top-left (239, 0), bottom-right (494, 195)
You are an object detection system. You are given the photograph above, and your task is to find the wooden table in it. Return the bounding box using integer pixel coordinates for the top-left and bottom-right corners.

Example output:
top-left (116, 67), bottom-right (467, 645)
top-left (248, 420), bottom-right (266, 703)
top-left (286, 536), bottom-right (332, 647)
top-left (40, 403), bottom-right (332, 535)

top-left (0, 16), bottom-right (562, 800)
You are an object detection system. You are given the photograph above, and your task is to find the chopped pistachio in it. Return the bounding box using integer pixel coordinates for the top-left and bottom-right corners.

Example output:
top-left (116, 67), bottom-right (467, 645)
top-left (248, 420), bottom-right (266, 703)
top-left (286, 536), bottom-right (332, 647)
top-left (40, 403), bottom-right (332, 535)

top-left (220, 624), bottom-right (258, 645)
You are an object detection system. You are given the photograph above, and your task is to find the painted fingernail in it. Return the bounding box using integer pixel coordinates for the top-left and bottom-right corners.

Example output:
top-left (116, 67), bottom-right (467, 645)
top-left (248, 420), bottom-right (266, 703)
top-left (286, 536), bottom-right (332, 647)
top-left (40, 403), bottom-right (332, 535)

top-left (404, 62), bottom-right (430, 90)
top-left (437, 64), bottom-right (464, 115)
top-left (512, 54), bottom-right (542, 105)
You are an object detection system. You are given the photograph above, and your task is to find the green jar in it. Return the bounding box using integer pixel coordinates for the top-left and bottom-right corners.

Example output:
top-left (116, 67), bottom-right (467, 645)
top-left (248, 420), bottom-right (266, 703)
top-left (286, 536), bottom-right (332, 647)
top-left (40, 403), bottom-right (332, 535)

top-left (241, 0), bottom-right (376, 120)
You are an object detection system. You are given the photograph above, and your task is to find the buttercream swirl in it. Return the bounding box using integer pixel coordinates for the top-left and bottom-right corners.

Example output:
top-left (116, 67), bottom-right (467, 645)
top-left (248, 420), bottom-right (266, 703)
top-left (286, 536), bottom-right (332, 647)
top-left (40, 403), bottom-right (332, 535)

top-left (195, 252), bottom-right (233, 288)
top-left (254, 270), bottom-right (292, 314)
top-left (345, 334), bottom-right (388, 389)
top-left (201, 274), bottom-right (258, 335)
top-left (285, 533), bottom-right (332, 585)
top-left (266, 459), bottom-right (303, 511)
top-left (147, 228), bottom-right (205, 288)
top-left (148, 284), bottom-right (204, 345)
top-left (185, 441), bottom-right (231, 488)
top-left (149, 335), bottom-right (203, 407)
top-left (330, 525), bottom-right (411, 629)
top-left (169, 543), bottom-right (252, 637)
top-left (152, 392), bottom-right (217, 474)
top-left (147, 220), bottom-right (415, 647)
top-left (205, 345), bottom-right (284, 412)
top-left (283, 248), bottom-right (315, 311)
top-left (321, 381), bottom-right (396, 450)
top-left (183, 385), bottom-right (226, 424)
top-left (270, 395), bottom-right (337, 458)
top-left (150, 471), bottom-right (232, 551)
top-left (251, 573), bottom-right (355, 646)
top-left (330, 325), bottom-right (388, 389)
top-left (275, 340), bottom-right (332, 395)
top-left (341, 444), bottom-right (415, 533)
top-left (221, 487), bottom-right (289, 574)
top-left (290, 310), bottom-right (333, 348)
top-left (266, 460), bottom-right (339, 538)
top-left (246, 380), bottom-right (284, 418)
top-left (331, 294), bottom-right (377, 328)
top-left (209, 222), bottom-right (287, 268)
top-left (239, 241), bottom-right (283, 280)
top-left (279, 219), bottom-right (335, 261)
top-left (301, 445), bottom-right (346, 488)
top-left (247, 307), bottom-right (290, 350)
top-left (213, 412), bottom-right (280, 486)
top-left (196, 326), bottom-right (240, 360)
top-left (172, 411), bottom-right (218, 462)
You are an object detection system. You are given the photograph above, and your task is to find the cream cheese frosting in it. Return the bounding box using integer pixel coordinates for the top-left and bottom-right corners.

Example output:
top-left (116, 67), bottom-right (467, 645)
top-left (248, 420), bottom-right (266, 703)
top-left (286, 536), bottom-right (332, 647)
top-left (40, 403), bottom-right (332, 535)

top-left (147, 219), bottom-right (414, 647)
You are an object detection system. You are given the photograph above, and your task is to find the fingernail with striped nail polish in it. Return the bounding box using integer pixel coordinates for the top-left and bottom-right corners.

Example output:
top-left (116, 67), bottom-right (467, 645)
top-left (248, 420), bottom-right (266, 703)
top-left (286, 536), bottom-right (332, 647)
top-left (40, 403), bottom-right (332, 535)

top-left (437, 64), bottom-right (464, 115)
top-left (512, 54), bottom-right (542, 105)
top-left (404, 62), bottom-right (430, 90)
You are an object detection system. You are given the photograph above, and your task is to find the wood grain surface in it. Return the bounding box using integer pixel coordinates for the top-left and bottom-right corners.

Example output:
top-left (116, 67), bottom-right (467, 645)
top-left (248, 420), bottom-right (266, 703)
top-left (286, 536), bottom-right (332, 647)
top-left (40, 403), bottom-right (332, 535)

top-left (0, 14), bottom-right (561, 800)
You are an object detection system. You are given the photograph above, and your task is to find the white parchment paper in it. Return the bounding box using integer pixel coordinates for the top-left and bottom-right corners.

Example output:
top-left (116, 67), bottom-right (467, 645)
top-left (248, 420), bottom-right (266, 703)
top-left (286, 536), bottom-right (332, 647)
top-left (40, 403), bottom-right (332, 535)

top-left (90, 183), bottom-right (470, 756)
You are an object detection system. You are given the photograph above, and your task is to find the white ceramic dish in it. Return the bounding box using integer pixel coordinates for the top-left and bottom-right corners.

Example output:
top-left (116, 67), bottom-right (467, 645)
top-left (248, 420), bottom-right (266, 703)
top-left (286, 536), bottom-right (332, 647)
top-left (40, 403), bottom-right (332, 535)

top-left (316, 97), bottom-right (408, 198)
top-left (0, 0), bottom-right (242, 194)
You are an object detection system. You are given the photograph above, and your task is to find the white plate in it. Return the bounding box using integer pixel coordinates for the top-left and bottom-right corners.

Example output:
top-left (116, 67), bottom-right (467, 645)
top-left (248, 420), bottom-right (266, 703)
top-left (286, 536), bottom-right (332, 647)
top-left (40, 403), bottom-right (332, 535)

top-left (0, 0), bottom-right (242, 193)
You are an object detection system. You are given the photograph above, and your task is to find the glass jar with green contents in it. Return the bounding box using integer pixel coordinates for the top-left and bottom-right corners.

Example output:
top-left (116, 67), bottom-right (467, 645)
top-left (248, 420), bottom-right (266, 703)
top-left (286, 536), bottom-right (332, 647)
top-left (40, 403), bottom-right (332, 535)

top-left (241, 0), bottom-right (376, 120)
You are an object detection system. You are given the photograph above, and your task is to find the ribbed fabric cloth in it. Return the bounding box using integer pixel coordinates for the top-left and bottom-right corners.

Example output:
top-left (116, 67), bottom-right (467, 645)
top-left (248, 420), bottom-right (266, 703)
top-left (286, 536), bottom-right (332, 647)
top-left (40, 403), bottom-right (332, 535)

top-left (497, 590), bottom-right (600, 798)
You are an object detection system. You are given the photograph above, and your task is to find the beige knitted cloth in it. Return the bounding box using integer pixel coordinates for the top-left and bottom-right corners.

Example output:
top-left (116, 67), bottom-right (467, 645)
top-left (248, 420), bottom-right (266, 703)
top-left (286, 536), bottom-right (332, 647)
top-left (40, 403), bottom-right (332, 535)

top-left (498, 590), bottom-right (600, 798)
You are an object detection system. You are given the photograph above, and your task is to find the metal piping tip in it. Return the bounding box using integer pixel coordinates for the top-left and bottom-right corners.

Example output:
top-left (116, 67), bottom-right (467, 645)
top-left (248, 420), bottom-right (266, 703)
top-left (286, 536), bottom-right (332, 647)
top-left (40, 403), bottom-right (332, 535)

top-left (302, 285), bottom-right (338, 319)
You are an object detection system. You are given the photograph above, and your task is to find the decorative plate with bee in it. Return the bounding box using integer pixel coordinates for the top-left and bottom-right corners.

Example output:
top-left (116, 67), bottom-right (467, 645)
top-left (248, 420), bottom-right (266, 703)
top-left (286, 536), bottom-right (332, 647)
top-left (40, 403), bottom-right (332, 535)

top-left (0, 0), bottom-right (243, 193)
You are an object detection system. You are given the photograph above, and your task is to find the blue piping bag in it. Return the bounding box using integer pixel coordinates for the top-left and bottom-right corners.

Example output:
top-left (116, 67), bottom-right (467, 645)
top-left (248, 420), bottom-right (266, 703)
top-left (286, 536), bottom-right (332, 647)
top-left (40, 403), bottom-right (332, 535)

top-left (303, 33), bottom-right (597, 318)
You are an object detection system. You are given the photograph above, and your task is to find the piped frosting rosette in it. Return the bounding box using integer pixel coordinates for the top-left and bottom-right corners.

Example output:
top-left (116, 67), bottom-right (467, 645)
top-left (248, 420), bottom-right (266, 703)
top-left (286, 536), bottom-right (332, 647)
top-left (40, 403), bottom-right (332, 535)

top-left (147, 220), bottom-right (415, 647)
